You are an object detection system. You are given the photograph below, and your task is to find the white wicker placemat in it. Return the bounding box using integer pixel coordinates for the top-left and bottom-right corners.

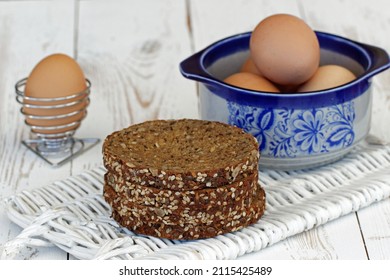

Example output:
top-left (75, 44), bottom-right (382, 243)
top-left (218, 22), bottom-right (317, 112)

top-left (1, 143), bottom-right (390, 260)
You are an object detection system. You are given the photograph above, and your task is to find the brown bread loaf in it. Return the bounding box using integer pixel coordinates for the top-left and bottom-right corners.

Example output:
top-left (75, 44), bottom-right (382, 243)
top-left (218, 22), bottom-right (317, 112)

top-left (105, 171), bottom-right (258, 209)
top-left (104, 184), bottom-right (266, 240)
top-left (103, 119), bottom-right (259, 190)
top-left (102, 119), bottom-right (265, 240)
top-left (103, 183), bottom-right (262, 225)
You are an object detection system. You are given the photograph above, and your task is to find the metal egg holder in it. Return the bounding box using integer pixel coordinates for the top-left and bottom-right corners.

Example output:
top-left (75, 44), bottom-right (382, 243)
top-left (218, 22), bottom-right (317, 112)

top-left (15, 78), bottom-right (100, 167)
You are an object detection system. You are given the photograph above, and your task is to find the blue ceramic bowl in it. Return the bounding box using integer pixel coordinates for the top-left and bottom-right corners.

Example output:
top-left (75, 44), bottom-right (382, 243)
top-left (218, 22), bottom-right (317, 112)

top-left (180, 31), bottom-right (390, 170)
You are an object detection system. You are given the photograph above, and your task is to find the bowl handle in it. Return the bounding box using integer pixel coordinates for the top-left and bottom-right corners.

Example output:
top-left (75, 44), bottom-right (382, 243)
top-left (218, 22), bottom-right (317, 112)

top-left (358, 42), bottom-right (390, 79)
top-left (179, 51), bottom-right (222, 86)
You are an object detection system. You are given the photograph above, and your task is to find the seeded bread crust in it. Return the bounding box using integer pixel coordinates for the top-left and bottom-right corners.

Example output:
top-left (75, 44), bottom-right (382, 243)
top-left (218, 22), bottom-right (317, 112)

top-left (105, 184), bottom-right (266, 240)
top-left (103, 119), bottom-right (259, 190)
top-left (104, 183), bottom-right (262, 225)
top-left (105, 171), bottom-right (258, 209)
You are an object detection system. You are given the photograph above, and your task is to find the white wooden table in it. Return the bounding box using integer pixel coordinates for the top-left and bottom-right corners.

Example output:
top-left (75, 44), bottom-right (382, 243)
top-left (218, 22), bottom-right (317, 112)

top-left (1, 0), bottom-right (389, 260)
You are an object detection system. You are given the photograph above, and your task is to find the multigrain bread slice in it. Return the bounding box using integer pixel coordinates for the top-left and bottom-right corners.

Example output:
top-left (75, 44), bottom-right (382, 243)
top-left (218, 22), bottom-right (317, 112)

top-left (103, 183), bottom-right (262, 225)
top-left (110, 206), bottom-right (263, 240)
top-left (104, 171), bottom-right (258, 209)
top-left (103, 119), bottom-right (259, 190)
top-left (102, 119), bottom-right (265, 240)
top-left (104, 184), bottom-right (266, 240)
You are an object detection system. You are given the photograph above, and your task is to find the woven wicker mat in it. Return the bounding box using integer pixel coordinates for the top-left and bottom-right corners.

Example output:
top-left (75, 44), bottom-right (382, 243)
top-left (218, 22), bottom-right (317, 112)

top-left (1, 143), bottom-right (390, 260)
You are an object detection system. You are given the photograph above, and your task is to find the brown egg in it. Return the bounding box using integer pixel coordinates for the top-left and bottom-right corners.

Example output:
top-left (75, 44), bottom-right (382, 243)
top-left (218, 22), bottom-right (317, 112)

top-left (240, 57), bottom-right (261, 75)
top-left (250, 14), bottom-right (320, 86)
top-left (223, 72), bottom-right (280, 92)
top-left (23, 53), bottom-right (88, 135)
top-left (297, 65), bottom-right (357, 92)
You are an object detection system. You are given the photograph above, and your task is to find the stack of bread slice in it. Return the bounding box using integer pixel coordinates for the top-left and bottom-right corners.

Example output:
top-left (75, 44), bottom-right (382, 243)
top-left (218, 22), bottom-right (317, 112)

top-left (102, 119), bottom-right (265, 240)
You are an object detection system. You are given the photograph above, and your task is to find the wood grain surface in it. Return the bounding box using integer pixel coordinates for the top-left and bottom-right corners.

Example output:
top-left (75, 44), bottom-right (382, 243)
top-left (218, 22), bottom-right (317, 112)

top-left (0, 0), bottom-right (389, 260)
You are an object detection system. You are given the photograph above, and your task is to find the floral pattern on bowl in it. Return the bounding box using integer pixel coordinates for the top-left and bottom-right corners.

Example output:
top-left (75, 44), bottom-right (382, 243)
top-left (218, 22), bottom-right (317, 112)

top-left (228, 101), bottom-right (355, 159)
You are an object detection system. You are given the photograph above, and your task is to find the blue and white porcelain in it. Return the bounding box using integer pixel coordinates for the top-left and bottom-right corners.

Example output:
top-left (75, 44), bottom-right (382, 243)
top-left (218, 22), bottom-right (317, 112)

top-left (180, 31), bottom-right (390, 170)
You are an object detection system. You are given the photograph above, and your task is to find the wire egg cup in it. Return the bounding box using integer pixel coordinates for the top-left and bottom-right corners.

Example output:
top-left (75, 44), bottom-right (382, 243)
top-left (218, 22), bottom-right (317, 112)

top-left (15, 78), bottom-right (100, 166)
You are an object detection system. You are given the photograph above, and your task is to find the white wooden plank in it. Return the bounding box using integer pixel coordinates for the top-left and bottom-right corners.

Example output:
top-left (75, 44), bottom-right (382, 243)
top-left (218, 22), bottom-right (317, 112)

top-left (238, 213), bottom-right (367, 259)
top-left (358, 199), bottom-right (390, 259)
top-left (0, 0), bottom-right (76, 260)
top-left (189, 0), bottom-right (368, 259)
